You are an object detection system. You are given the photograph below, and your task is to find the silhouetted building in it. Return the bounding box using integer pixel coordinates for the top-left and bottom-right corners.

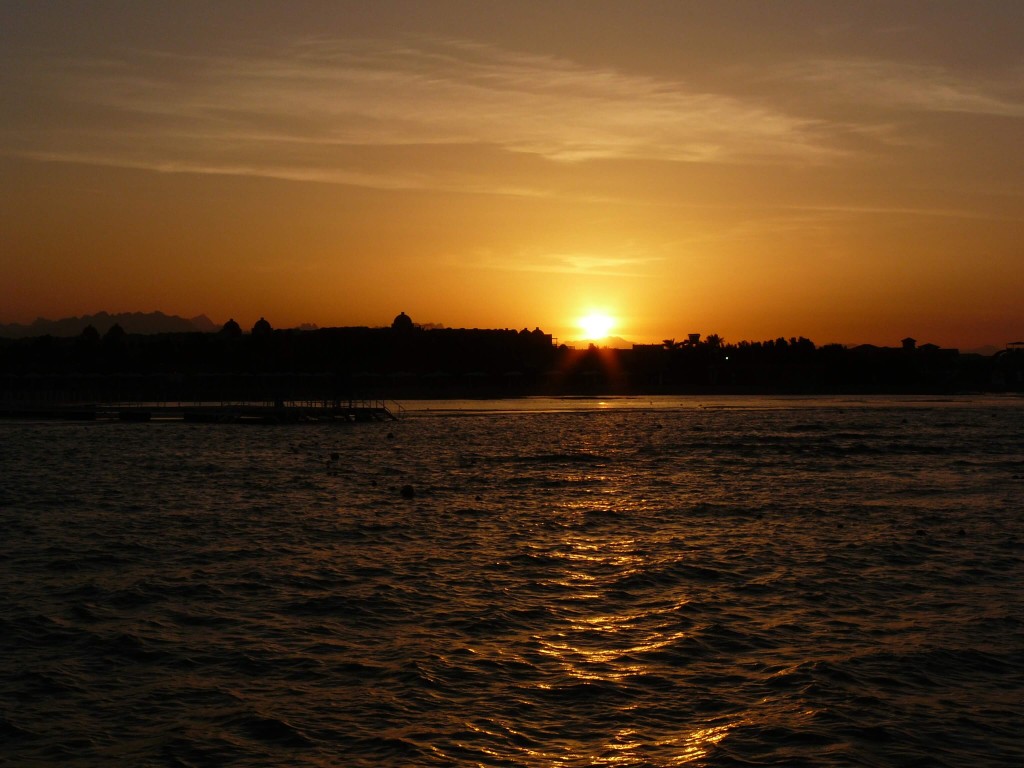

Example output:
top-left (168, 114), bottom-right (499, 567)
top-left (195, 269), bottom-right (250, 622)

top-left (252, 317), bottom-right (273, 337)
top-left (392, 312), bottom-right (414, 332)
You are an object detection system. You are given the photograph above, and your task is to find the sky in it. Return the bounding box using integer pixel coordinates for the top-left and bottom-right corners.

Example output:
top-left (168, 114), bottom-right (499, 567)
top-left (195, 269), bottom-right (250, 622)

top-left (2, 1), bottom-right (1022, 349)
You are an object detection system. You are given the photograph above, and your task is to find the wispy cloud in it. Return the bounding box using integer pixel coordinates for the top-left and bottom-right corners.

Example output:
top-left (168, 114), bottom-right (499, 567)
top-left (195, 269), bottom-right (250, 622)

top-left (783, 59), bottom-right (1024, 117)
top-left (6, 38), bottom-right (840, 190)
top-left (471, 250), bottom-right (663, 277)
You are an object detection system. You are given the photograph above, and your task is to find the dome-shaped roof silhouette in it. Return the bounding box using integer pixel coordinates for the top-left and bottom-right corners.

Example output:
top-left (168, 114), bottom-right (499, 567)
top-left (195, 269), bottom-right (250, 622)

top-left (392, 311), bottom-right (414, 331)
top-left (252, 317), bottom-right (273, 337)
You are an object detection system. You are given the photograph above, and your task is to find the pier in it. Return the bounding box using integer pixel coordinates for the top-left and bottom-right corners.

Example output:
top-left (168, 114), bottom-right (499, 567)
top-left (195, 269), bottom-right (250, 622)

top-left (0, 399), bottom-right (403, 423)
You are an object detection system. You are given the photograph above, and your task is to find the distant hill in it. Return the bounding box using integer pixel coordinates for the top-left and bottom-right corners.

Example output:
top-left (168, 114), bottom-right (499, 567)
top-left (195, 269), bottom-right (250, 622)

top-left (0, 311), bottom-right (219, 338)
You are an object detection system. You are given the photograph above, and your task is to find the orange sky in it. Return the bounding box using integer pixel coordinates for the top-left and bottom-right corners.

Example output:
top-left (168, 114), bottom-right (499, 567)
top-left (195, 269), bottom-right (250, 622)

top-left (1, 1), bottom-right (1022, 349)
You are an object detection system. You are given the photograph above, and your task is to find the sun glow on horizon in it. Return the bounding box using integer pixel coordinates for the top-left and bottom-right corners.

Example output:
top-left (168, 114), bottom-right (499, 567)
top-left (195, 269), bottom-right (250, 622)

top-left (578, 311), bottom-right (616, 341)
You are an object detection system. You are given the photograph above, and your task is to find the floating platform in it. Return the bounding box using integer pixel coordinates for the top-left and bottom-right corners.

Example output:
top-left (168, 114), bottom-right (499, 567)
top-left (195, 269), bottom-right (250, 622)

top-left (0, 400), bottom-right (403, 423)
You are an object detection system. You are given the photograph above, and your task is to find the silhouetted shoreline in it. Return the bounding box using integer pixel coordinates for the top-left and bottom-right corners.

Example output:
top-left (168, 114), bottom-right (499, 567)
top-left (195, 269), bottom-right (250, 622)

top-left (1, 314), bottom-right (1021, 406)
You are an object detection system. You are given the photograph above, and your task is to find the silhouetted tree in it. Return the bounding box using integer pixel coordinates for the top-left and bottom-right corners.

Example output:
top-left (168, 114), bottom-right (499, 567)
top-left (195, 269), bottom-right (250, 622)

top-left (103, 323), bottom-right (126, 345)
top-left (71, 325), bottom-right (101, 372)
top-left (100, 323), bottom-right (127, 372)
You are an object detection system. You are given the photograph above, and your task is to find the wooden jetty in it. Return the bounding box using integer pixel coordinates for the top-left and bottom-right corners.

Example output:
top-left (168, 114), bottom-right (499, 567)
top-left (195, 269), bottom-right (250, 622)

top-left (0, 399), bottom-right (403, 423)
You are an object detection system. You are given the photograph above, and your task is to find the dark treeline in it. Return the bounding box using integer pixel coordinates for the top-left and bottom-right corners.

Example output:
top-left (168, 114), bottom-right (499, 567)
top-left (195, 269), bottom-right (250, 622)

top-left (1, 314), bottom-right (1021, 403)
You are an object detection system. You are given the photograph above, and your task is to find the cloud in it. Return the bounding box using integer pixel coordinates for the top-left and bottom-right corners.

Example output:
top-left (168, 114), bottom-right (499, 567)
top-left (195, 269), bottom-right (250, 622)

top-left (783, 59), bottom-right (1024, 117)
top-left (7, 38), bottom-right (841, 190)
top-left (471, 250), bottom-right (663, 277)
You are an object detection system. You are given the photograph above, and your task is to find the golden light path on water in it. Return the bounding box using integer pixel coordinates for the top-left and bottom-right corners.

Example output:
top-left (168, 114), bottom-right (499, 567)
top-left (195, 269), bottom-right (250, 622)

top-left (459, 722), bottom-right (737, 767)
top-left (503, 477), bottom-right (744, 765)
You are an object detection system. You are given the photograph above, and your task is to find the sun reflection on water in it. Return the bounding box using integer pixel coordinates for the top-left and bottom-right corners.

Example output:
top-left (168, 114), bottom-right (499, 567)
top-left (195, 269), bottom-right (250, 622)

top-left (485, 721), bottom-right (738, 766)
top-left (502, 466), bottom-right (743, 766)
top-left (664, 722), bottom-right (737, 764)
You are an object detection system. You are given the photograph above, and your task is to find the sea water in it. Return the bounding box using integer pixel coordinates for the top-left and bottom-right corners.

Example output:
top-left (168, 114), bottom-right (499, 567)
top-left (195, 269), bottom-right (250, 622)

top-left (1, 395), bottom-right (1022, 767)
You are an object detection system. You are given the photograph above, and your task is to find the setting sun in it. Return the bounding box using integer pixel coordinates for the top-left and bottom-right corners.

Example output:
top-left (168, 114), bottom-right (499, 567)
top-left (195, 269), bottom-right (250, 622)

top-left (579, 312), bottom-right (615, 341)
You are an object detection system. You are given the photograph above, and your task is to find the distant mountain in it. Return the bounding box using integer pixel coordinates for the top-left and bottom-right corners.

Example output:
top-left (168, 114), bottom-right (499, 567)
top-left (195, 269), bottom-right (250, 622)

top-left (962, 345), bottom-right (1000, 356)
top-left (564, 335), bottom-right (637, 350)
top-left (0, 311), bottom-right (220, 338)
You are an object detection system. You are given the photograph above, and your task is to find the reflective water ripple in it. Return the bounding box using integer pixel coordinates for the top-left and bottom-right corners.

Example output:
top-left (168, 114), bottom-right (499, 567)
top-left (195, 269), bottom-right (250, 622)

top-left (1, 396), bottom-right (1022, 766)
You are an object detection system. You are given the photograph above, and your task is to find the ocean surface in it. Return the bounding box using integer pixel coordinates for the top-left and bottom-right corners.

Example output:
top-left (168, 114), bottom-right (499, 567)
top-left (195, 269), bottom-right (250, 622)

top-left (1, 395), bottom-right (1022, 767)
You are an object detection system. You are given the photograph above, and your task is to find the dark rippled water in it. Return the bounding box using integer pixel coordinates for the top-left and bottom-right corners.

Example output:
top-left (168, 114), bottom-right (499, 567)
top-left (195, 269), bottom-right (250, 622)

top-left (2, 396), bottom-right (1023, 767)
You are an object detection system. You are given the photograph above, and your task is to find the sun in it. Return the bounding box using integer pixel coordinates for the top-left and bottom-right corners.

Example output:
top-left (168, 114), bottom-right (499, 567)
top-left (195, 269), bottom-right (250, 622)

top-left (578, 312), bottom-right (615, 341)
